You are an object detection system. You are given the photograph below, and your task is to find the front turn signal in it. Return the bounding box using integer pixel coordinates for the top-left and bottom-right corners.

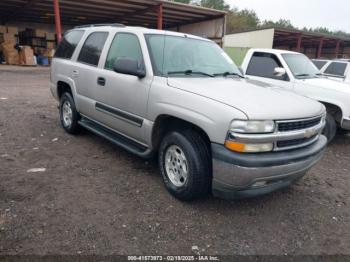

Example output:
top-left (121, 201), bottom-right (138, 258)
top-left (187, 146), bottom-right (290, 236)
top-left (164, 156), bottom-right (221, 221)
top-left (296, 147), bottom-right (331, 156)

top-left (225, 140), bottom-right (273, 153)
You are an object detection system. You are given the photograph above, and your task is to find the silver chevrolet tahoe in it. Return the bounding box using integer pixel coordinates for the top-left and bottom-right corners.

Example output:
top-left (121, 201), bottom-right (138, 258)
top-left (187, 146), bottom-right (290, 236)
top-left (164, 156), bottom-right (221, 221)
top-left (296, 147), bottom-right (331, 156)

top-left (50, 24), bottom-right (327, 200)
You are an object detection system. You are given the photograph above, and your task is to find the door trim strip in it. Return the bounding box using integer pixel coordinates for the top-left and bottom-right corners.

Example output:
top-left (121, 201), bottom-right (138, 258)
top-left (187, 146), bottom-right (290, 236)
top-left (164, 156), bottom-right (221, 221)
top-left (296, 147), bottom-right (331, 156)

top-left (95, 102), bottom-right (144, 127)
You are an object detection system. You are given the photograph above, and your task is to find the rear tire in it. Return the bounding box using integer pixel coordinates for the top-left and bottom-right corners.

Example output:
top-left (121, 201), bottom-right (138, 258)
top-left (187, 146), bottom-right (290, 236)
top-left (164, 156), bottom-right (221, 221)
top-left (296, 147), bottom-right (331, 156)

top-left (158, 129), bottom-right (211, 201)
top-left (59, 92), bottom-right (81, 134)
top-left (323, 112), bottom-right (337, 142)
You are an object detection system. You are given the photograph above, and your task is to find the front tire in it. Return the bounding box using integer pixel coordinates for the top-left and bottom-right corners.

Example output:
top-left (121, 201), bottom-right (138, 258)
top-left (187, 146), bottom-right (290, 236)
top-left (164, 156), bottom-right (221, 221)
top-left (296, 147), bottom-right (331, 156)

top-left (59, 92), bottom-right (81, 134)
top-left (158, 129), bottom-right (211, 201)
top-left (322, 112), bottom-right (337, 142)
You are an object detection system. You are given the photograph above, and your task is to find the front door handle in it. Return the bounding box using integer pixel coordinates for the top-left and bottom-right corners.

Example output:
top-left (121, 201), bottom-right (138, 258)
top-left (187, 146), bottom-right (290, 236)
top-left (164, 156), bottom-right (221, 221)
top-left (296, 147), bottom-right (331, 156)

top-left (97, 77), bottom-right (106, 86)
top-left (72, 70), bottom-right (79, 78)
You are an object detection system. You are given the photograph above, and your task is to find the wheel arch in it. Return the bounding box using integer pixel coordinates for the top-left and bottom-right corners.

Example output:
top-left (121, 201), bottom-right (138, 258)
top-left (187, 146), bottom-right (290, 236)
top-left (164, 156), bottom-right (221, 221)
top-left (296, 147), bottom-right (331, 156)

top-left (151, 115), bottom-right (212, 153)
top-left (320, 101), bottom-right (343, 124)
top-left (57, 81), bottom-right (73, 99)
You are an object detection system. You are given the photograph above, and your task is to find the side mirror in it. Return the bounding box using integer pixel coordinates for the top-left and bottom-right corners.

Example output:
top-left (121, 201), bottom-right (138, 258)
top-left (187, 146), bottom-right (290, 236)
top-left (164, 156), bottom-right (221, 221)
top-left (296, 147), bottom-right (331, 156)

top-left (274, 67), bottom-right (286, 77)
top-left (113, 58), bottom-right (146, 78)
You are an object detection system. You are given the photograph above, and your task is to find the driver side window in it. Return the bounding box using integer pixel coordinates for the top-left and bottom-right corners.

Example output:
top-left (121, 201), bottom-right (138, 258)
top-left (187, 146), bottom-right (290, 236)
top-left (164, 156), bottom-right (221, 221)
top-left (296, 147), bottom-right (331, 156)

top-left (105, 33), bottom-right (144, 70)
top-left (247, 52), bottom-right (289, 81)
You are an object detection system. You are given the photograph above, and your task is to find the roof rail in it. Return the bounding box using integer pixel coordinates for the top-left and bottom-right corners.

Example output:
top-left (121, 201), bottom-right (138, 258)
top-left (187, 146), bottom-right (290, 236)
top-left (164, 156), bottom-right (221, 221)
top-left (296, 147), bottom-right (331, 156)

top-left (75, 23), bottom-right (125, 29)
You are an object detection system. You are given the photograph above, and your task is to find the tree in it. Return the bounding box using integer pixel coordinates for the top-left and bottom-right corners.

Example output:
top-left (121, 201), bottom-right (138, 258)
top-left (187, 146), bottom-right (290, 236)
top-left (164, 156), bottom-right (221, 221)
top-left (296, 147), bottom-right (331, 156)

top-left (226, 8), bottom-right (260, 33)
top-left (173, 0), bottom-right (350, 38)
top-left (199, 0), bottom-right (230, 11)
top-left (260, 19), bottom-right (295, 29)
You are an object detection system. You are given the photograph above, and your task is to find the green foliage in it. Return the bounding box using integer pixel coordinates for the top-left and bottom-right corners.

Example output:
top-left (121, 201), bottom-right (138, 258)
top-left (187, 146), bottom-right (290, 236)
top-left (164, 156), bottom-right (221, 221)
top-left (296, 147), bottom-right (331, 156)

top-left (260, 19), bottom-right (295, 29)
top-left (226, 8), bottom-right (260, 33)
top-left (199, 0), bottom-right (230, 10)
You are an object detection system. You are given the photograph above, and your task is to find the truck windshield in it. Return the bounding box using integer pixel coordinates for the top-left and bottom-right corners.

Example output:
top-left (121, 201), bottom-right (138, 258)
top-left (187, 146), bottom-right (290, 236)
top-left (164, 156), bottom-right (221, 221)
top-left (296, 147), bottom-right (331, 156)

top-left (145, 34), bottom-right (242, 78)
top-left (282, 54), bottom-right (321, 79)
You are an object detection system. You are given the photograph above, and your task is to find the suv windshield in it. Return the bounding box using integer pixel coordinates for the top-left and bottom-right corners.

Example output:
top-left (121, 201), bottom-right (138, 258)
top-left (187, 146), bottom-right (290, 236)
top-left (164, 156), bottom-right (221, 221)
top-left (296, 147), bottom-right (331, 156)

top-left (145, 34), bottom-right (242, 78)
top-left (282, 53), bottom-right (321, 79)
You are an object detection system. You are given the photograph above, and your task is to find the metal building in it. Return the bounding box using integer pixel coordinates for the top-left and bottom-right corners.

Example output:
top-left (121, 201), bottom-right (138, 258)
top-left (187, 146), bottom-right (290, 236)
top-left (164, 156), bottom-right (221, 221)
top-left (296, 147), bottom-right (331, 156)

top-left (224, 27), bottom-right (350, 64)
top-left (0, 0), bottom-right (226, 44)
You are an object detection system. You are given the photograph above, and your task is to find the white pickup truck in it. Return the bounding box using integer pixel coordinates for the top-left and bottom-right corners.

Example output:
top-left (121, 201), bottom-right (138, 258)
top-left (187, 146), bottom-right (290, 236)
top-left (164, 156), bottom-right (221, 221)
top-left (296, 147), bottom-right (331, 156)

top-left (241, 49), bottom-right (350, 141)
top-left (312, 59), bottom-right (350, 84)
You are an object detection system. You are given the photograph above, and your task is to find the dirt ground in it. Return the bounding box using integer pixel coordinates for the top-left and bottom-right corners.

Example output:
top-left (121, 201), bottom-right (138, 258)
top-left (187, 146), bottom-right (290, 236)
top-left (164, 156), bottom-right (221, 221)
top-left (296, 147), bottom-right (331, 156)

top-left (0, 65), bottom-right (349, 256)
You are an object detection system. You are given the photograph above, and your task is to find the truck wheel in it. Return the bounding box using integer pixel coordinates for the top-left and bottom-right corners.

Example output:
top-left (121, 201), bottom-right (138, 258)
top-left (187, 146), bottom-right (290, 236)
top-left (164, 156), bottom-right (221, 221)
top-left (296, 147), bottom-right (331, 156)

top-left (323, 112), bottom-right (337, 142)
top-left (158, 129), bottom-right (211, 201)
top-left (59, 92), bottom-right (81, 134)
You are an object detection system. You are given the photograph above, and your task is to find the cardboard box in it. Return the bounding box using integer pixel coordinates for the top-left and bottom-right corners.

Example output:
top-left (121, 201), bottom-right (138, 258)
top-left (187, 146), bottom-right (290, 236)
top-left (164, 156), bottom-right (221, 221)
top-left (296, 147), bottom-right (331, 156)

top-left (1, 42), bottom-right (20, 65)
top-left (7, 26), bottom-right (18, 35)
top-left (6, 55), bottom-right (19, 65)
top-left (19, 46), bottom-right (35, 65)
top-left (3, 49), bottom-right (19, 65)
top-left (33, 29), bottom-right (46, 38)
top-left (46, 32), bottom-right (56, 41)
top-left (42, 48), bottom-right (55, 57)
top-left (1, 42), bottom-right (15, 52)
top-left (0, 33), bottom-right (16, 44)
top-left (0, 26), bottom-right (6, 34)
top-left (46, 41), bottom-right (55, 49)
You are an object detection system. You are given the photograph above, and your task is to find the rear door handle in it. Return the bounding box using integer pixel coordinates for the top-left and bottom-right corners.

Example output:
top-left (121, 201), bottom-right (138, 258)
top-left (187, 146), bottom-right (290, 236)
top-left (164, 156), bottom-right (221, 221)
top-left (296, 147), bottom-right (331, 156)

top-left (97, 77), bottom-right (106, 86)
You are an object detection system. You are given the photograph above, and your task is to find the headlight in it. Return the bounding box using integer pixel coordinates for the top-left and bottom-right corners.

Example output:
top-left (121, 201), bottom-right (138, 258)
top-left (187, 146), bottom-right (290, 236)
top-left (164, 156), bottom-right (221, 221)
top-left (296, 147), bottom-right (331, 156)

top-left (225, 120), bottom-right (275, 153)
top-left (230, 120), bottom-right (275, 133)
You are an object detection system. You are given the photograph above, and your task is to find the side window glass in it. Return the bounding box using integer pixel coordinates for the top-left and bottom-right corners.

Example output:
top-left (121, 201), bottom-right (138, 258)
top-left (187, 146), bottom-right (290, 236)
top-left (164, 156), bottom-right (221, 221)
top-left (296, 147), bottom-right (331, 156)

top-left (105, 33), bottom-right (144, 70)
top-left (324, 62), bottom-right (347, 77)
top-left (54, 30), bottom-right (84, 59)
top-left (312, 60), bottom-right (328, 70)
top-left (247, 52), bottom-right (288, 81)
top-left (78, 32), bottom-right (108, 66)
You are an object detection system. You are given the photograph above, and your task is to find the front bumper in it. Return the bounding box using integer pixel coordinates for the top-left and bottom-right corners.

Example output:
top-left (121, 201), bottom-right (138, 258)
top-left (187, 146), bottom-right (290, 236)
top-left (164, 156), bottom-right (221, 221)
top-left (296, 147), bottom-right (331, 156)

top-left (211, 135), bottom-right (327, 199)
top-left (341, 118), bottom-right (350, 130)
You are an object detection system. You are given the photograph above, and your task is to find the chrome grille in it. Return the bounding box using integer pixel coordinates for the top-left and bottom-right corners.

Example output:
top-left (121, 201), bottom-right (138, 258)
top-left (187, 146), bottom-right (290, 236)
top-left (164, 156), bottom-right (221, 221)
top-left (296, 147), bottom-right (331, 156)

top-left (276, 135), bottom-right (317, 148)
top-left (278, 117), bottom-right (322, 132)
top-left (274, 116), bottom-right (324, 151)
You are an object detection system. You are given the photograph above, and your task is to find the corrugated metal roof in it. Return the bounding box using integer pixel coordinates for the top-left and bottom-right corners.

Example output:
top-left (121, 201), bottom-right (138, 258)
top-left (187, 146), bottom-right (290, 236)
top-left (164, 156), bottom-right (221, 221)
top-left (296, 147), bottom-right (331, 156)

top-left (0, 0), bottom-right (226, 28)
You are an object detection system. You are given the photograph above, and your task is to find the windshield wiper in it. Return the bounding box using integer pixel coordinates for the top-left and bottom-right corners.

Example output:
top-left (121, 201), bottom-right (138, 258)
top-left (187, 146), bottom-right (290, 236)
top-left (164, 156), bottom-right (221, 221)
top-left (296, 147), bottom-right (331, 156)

top-left (167, 70), bottom-right (214, 77)
top-left (295, 73), bottom-right (311, 77)
top-left (214, 71), bottom-right (244, 78)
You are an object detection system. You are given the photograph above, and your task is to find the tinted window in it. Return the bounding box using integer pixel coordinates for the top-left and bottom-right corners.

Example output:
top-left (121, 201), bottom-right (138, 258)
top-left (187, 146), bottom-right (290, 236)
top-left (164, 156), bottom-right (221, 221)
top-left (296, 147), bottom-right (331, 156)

top-left (105, 33), bottom-right (143, 70)
top-left (78, 32), bottom-right (108, 66)
top-left (312, 60), bottom-right (328, 70)
top-left (246, 52), bottom-right (287, 80)
top-left (55, 30), bottom-right (84, 59)
top-left (324, 62), bottom-right (347, 77)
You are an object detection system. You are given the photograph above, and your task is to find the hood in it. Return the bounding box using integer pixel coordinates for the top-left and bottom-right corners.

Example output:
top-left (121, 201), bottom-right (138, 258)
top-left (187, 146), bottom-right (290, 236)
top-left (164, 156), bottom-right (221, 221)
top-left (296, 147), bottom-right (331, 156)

top-left (301, 77), bottom-right (350, 93)
top-left (167, 77), bottom-right (324, 120)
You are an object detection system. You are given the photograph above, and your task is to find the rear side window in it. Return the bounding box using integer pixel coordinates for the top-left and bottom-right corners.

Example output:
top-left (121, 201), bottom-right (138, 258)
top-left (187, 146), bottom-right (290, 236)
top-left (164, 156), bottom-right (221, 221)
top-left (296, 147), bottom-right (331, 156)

top-left (105, 33), bottom-right (143, 70)
top-left (54, 30), bottom-right (84, 59)
top-left (324, 62), bottom-right (347, 76)
top-left (312, 60), bottom-right (328, 70)
top-left (78, 32), bottom-right (109, 66)
top-left (246, 52), bottom-right (287, 81)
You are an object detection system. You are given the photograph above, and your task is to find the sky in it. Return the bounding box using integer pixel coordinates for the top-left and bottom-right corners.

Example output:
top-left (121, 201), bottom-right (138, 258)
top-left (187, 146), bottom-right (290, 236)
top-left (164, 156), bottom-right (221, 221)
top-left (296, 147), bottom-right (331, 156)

top-left (226, 0), bottom-right (350, 33)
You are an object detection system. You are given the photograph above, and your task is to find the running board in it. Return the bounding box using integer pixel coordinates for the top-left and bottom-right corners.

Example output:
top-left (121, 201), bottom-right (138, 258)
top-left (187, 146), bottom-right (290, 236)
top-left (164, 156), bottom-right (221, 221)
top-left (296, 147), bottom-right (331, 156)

top-left (78, 117), bottom-right (153, 158)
